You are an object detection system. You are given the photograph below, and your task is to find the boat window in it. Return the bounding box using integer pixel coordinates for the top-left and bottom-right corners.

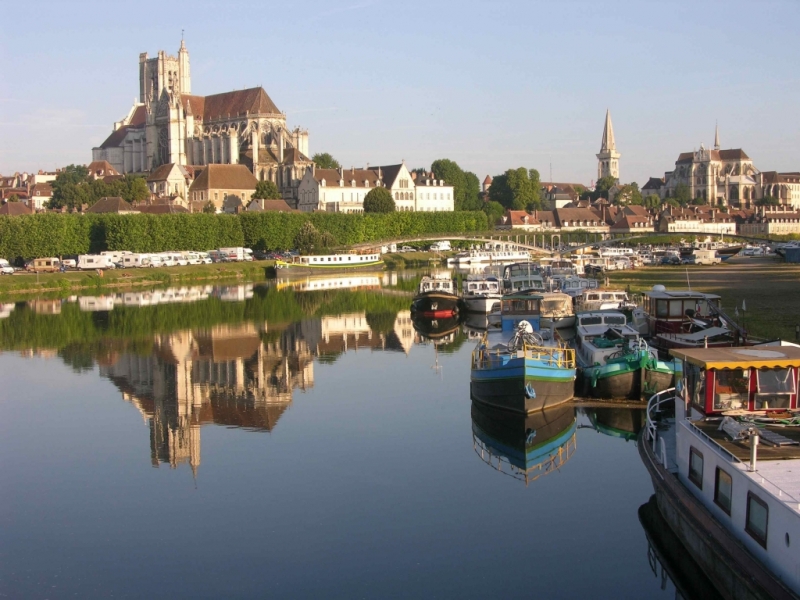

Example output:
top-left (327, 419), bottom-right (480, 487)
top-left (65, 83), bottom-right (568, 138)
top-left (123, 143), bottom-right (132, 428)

top-left (746, 492), bottom-right (769, 548)
top-left (669, 301), bottom-right (684, 317)
top-left (604, 316), bottom-right (626, 326)
top-left (601, 293), bottom-right (613, 300)
top-left (688, 446), bottom-right (703, 489)
top-left (714, 468), bottom-right (732, 515)
top-left (755, 368), bottom-right (795, 409)
top-left (656, 300), bottom-right (668, 318)
top-left (686, 363), bottom-right (705, 409)
top-left (714, 369), bottom-right (749, 411)
top-left (581, 316), bottom-right (603, 326)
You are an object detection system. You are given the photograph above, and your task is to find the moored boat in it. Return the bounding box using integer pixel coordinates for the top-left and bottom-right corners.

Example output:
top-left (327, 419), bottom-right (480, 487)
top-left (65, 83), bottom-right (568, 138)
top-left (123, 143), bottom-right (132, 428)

top-left (641, 345), bottom-right (800, 600)
top-left (470, 321), bottom-right (577, 413)
top-left (411, 273), bottom-right (463, 318)
top-left (539, 292), bottom-right (575, 329)
top-left (274, 252), bottom-right (384, 275)
top-left (461, 274), bottom-right (502, 314)
top-left (575, 311), bottom-right (678, 400)
top-left (501, 261), bottom-right (546, 295)
top-left (576, 288), bottom-right (635, 313)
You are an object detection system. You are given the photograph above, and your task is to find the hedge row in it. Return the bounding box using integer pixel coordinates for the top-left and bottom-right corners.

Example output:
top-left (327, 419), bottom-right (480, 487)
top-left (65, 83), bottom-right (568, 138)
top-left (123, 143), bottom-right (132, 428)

top-left (0, 211), bottom-right (489, 259)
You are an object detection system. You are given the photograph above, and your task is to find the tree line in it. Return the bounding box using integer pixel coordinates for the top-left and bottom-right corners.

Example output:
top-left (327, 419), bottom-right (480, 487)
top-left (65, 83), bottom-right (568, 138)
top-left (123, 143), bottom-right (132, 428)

top-left (49, 165), bottom-right (150, 211)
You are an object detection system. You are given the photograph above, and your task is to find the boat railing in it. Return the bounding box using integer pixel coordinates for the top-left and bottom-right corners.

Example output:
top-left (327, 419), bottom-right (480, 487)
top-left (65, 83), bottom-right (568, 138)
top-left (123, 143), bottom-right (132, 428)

top-left (472, 431), bottom-right (577, 485)
top-left (472, 333), bottom-right (576, 370)
top-left (645, 388), bottom-right (677, 467)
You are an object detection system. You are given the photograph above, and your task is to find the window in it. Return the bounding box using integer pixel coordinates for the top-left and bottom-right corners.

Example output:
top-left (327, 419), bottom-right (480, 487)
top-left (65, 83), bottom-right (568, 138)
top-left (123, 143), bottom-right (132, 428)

top-left (656, 300), bottom-right (668, 317)
top-left (714, 369), bottom-right (749, 411)
top-left (746, 492), bottom-right (768, 547)
top-left (688, 447), bottom-right (703, 489)
top-left (714, 468), bottom-right (732, 514)
top-left (755, 368), bottom-right (795, 409)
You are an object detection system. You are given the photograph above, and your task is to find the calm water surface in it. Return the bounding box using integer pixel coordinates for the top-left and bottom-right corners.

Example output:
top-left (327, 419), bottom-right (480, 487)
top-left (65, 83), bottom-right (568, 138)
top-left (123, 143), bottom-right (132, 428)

top-left (1, 283), bottom-right (696, 599)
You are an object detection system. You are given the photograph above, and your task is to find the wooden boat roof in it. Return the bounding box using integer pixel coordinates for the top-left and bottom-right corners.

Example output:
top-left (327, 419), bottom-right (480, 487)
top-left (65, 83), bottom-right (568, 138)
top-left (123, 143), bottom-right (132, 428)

top-left (670, 346), bottom-right (800, 370)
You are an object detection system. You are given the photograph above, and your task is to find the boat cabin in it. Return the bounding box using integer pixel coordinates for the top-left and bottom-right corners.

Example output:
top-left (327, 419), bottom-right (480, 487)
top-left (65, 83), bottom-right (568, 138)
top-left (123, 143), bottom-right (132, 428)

top-left (672, 346), bottom-right (800, 415)
top-left (636, 287), bottom-right (724, 336)
top-left (496, 292), bottom-right (542, 331)
top-left (577, 289), bottom-right (631, 312)
top-left (502, 262), bottom-right (546, 294)
top-left (293, 253), bottom-right (381, 265)
top-left (418, 274), bottom-right (456, 295)
top-left (462, 275), bottom-right (501, 297)
top-left (559, 276), bottom-right (599, 298)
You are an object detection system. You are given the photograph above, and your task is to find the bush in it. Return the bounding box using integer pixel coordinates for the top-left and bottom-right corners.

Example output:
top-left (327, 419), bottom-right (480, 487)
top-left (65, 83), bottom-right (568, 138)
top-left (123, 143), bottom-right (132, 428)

top-left (363, 188), bottom-right (396, 213)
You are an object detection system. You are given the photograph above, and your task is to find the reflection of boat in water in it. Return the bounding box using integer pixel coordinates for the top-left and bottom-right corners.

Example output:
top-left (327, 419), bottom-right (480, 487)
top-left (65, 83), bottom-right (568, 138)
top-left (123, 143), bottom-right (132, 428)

top-left (471, 321), bottom-right (576, 413)
top-left (587, 407), bottom-right (645, 442)
top-left (412, 314), bottom-right (461, 343)
top-left (471, 401), bottom-right (577, 485)
top-left (462, 312), bottom-right (490, 336)
top-left (276, 274), bottom-right (382, 292)
top-left (639, 495), bottom-right (724, 600)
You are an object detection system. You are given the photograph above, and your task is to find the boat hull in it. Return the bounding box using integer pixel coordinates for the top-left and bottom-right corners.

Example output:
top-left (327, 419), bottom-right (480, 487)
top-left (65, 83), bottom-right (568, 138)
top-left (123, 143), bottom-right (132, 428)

top-left (639, 432), bottom-right (798, 600)
top-left (583, 360), bottom-right (677, 400)
top-left (411, 291), bottom-right (462, 317)
top-left (273, 261), bottom-right (384, 276)
top-left (463, 295), bottom-right (502, 314)
top-left (471, 358), bottom-right (576, 413)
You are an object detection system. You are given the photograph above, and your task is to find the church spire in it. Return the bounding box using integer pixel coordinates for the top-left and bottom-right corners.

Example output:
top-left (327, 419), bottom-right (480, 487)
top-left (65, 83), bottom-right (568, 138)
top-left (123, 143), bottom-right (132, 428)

top-left (714, 121), bottom-right (720, 150)
top-left (600, 109), bottom-right (616, 152)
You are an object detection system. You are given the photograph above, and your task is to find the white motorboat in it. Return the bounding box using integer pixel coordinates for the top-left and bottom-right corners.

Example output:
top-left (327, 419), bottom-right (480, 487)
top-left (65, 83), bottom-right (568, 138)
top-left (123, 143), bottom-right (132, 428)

top-left (576, 289), bottom-right (635, 312)
top-left (501, 262), bottom-right (546, 295)
top-left (461, 274), bottom-right (503, 314)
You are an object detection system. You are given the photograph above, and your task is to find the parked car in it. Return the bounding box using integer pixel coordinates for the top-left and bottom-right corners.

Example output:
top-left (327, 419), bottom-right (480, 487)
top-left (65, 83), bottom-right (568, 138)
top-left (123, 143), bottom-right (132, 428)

top-left (660, 256), bottom-right (681, 265)
top-left (400, 245), bottom-right (414, 253)
top-left (681, 256), bottom-right (696, 265)
top-left (0, 259), bottom-right (15, 275)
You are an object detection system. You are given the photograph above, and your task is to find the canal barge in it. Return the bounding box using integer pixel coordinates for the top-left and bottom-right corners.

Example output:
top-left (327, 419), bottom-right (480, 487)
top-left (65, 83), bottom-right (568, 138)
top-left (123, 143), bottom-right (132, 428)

top-left (641, 346), bottom-right (800, 600)
top-left (461, 274), bottom-right (502, 314)
top-left (411, 273), bottom-right (463, 318)
top-left (471, 321), bottom-right (577, 413)
top-left (274, 252), bottom-right (384, 275)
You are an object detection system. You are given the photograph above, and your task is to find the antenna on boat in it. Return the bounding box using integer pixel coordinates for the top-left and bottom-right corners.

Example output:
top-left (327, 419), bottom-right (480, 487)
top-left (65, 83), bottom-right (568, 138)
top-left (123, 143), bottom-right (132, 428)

top-left (685, 267), bottom-right (691, 291)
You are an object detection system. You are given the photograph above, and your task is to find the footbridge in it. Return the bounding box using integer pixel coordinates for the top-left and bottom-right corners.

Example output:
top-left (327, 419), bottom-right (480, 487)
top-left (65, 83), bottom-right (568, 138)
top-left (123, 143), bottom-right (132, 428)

top-left (351, 231), bottom-right (779, 257)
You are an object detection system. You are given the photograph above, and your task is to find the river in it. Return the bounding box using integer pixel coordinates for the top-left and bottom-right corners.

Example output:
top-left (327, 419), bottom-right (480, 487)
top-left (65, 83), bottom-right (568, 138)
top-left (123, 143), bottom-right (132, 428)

top-left (0, 280), bottom-right (708, 599)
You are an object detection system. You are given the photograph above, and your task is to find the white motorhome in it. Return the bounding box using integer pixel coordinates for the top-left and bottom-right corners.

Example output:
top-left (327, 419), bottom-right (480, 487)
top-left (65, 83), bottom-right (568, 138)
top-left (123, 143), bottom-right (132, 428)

top-left (218, 247), bottom-right (254, 262)
top-left (429, 241), bottom-right (451, 252)
top-left (692, 249), bottom-right (722, 265)
top-left (77, 254), bottom-right (116, 270)
top-left (121, 254), bottom-right (151, 268)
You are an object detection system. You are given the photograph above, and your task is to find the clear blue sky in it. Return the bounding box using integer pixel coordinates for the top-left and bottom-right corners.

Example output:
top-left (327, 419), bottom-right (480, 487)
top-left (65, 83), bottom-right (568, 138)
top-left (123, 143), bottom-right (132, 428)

top-left (2, 0), bottom-right (798, 186)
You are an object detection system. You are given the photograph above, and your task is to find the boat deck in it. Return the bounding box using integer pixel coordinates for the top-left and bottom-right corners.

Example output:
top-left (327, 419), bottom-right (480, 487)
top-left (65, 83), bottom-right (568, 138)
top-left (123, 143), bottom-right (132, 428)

top-left (692, 419), bottom-right (800, 461)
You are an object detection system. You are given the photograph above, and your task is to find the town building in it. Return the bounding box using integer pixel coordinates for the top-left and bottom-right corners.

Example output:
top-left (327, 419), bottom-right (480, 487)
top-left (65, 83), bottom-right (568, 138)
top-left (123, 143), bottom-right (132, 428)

top-left (85, 197), bottom-right (139, 214)
top-left (28, 183), bottom-right (52, 210)
top-left (739, 205), bottom-right (800, 236)
top-left (596, 109), bottom-right (620, 181)
top-left (146, 163), bottom-right (192, 200)
top-left (92, 40), bottom-right (311, 205)
top-left (655, 205), bottom-right (736, 234)
top-left (187, 164), bottom-right (258, 212)
top-left (295, 163), bottom-right (453, 213)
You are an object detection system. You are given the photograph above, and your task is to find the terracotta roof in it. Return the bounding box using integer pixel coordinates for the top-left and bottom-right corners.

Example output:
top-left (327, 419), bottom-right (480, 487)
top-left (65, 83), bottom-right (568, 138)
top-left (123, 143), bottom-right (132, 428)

top-left (283, 147), bottom-right (311, 164)
top-left (129, 105), bottom-right (146, 127)
top-left (137, 204), bottom-right (189, 214)
top-left (719, 149), bottom-right (749, 160)
top-left (147, 163), bottom-right (184, 182)
top-left (312, 167), bottom-right (382, 187)
top-left (0, 202), bottom-right (33, 215)
top-left (504, 210), bottom-right (538, 226)
top-left (188, 164), bottom-right (258, 192)
top-left (85, 197), bottom-right (137, 213)
top-left (623, 205), bottom-right (650, 217)
top-left (87, 160), bottom-right (120, 177)
top-left (483, 175), bottom-right (493, 185)
top-left (554, 207), bottom-right (604, 226)
top-left (186, 87), bottom-right (282, 122)
top-left (246, 199), bottom-right (297, 212)
top-left (30, 183), bottom-right (53, 196)
top-left (610, 216), bottom-right (651, 231)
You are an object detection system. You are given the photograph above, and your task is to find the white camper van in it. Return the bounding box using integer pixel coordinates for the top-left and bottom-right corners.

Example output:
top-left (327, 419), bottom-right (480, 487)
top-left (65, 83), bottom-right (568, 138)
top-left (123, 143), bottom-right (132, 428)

top-left (429, 241), bottom-right (451, 252)
top-left (121, 254), bottom-right (152, 268)
top-left (77, 254), bottom-right (116, 270)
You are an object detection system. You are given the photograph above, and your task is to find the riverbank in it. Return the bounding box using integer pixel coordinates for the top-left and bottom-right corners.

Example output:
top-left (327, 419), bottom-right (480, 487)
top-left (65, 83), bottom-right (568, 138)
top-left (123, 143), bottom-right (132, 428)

top-left (606, 255), bottom-right (800, 341)
top-left (0, 261), bottom-right (274, 297)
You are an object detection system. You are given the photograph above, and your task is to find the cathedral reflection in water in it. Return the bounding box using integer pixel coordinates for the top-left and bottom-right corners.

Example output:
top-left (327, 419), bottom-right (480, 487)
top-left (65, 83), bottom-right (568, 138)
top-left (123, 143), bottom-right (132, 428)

top-left (98, 312), bottom-right (415, 474)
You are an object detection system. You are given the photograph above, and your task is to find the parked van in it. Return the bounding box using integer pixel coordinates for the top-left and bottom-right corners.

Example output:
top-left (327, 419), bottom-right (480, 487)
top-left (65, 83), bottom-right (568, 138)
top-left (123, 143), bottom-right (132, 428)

top-left (0, 259), bottom-right (15, 275)
top-left (27, 258), bottom-right (61, 273)
top-left (429, 241), bottom-right (452, 252)
top-left (77, 254), bottom-right (116, 270)
top-left (692, 249), bottom-right (722, 266)
top-left (121, 254), bottom-right (151, 268)
top-left (218, 247), bottom-right (253, 262)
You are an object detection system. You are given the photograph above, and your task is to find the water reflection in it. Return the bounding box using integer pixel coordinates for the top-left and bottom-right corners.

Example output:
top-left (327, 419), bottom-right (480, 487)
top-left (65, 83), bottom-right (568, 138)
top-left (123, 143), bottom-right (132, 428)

top-left (585, 407), bottom-right (646, 442)
top-left (639, 496), bottom-right (723, 600)
top-left (470, 401), bottom-right (577, 485)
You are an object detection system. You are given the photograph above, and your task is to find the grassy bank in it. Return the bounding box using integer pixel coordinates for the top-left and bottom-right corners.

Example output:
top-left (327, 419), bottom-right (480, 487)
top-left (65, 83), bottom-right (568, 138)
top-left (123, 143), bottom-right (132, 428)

top-left (0, 261), bottom-right (274, 297)
top-left (606, 255), bottom-right (800, 341)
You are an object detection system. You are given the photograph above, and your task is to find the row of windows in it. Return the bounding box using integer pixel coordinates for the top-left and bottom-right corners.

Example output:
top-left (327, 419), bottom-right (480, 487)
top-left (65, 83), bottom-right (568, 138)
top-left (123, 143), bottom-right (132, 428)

top-left (689, 446), bottom-right (770, 548)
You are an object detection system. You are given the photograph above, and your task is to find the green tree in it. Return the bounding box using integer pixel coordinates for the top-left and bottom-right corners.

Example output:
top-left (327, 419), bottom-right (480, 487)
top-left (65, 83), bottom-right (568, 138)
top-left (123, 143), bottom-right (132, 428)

top-left (665, 198), bottom-right (681, 208)
top-left (615, 182), bottom-right (642, 205)
top-left (122, 175), bottom-right (150, 204)
top-left (253, 180), bottom-right (281, 200)
top-left (489, 167), bottom-right (540, 210)
top-left (482, 200), bottom-right (505, 225)
top-left (593, 175), bottom-right (618, 200)
top-left (363, 187), bottom-right (395, 213)
top-left (644, 194), bottom-right (661, 210)
top-left (462, 171), bottom-right (482, 210)
top-left (756, 195), bottom-right (780, 206)
top-left (691, 194), bottom-right (708, 206)
top-left (673, 183), bottom-right (692, 206)
top-left (312, 153), bottom-right (340, 170)
top-left (50, 164), bottom-right (91, 210)
top-left (8, 194), bottom-right (20, 203)
top-left (431, 159), bottom-right (466, 209)
top-left (202, 201), bottom-right (217, 213)
top-left (293, 220), bottom-right (335, 253)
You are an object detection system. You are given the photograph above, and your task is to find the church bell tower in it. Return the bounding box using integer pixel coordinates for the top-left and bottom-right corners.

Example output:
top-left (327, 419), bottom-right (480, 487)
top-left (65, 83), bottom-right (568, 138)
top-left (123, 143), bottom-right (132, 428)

top-left (596, 109), bottom-right (620, 182)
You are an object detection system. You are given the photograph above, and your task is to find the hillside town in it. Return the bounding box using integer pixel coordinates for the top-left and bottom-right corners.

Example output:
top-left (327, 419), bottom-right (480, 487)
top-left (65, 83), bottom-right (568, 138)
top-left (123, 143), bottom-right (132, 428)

top-left (3, 39), bottom-right (800, 237)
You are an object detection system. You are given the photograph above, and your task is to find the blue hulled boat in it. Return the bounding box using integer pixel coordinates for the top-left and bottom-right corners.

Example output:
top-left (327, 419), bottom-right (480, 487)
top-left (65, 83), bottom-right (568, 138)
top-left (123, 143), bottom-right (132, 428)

top-left (471, 321), bottom-right (577, 413)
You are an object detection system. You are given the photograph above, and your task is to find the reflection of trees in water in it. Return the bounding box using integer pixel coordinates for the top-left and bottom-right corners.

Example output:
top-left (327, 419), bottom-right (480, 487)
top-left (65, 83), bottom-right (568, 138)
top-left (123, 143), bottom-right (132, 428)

top-left (365, 311), bottom-right (398, 335)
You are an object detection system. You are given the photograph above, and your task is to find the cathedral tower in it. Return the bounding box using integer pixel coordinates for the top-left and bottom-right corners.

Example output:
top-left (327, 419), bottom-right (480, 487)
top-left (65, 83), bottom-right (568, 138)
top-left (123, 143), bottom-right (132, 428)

top-left (139, 40), bottom-right (191, 105)
top-left (596, 109), bottom-right (620, 181)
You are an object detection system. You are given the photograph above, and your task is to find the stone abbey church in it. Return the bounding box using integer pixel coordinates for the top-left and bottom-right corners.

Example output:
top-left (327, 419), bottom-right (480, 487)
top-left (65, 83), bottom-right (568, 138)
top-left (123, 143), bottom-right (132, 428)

top-left (92, 40), bottom-right (312, 201)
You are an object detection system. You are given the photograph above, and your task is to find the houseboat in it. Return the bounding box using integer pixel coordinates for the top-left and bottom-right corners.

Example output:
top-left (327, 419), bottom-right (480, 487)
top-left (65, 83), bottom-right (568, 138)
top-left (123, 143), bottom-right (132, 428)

top-left (489, 291), bottom-right (543, 332)
top-left (411, 273), bottom-right (463, 318)
top-left (539, 292), bottom-right (576, 329)
top-left (576, 289), bottom-right (635, 312)
top-left (461, 274), bottom-right (502, 313)
top-left (641, 345), bottom-right (800, 600)
top-left (453, 248), bottom-right (531, 265)
top-left (471, 401), bottom-right (577, 485)
top-left (274, 252), bottom-right (384, 275)
top-left (575, 311), bottom-right (678, 400)
top-left (558, 275), bottom-right (599, 299)
top-left (631, 285), bottom-right (744, 352)
top-left (471, 320), bottom-right (577, 413)
top-left (501, 262), bottom-right (546, 295)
